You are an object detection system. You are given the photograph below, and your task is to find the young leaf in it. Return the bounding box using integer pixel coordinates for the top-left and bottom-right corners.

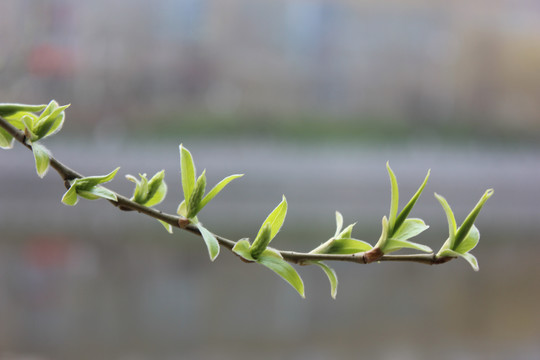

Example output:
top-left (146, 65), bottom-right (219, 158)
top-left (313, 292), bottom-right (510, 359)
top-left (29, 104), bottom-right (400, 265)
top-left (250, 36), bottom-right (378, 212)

top-left (454, 189), bottom-right (494, 250)
top-left (435, 192), bottom-right (489, 271)
top-left (145, 170), bottom-right (167, 207)
top-left (257, 195), bottom-right (287, 241)
top-left (187, 171), bottom-right (206, 218)
top-left (383, 239), bottom-right (432, 254)
top-left (337, 223), bottom-right (356, 239)
top-left (232, 239), bottom-right (256, 261)
top-left (394, 170), bottom-right (430, 232)
top-left (22, 114), bottom-right (38, 141)
top-left (198, 174), bottom-right (243, 210)
top-left (250, 223), bottom-right (272, 259)
top-left (195, 222), bottom-right (220, 261)
top-left (334, 211), bottom-right (344, 237)
top-left (435, 189), bottom-right (493, 252)
top-left (310, 212), bottom-right (370, 255)
top-left (33, 102), bottom-right (69, 140)
top-left (127, 171), bottom-right (167, 207)
top-left (77, 186), bottom-right (118, 202)
top-left (180, 144), bottom-right (196, 201)
top-left (313, 261), bottom-right (338, 299)
top-left (390, 218), bottom-right (429, 242)
top-left (387, 162), bottom-right (399, 231)
top-left (454, 225), bottom-right (480, 254)
top-left (0, 103), bottom-right (47, 117)
top-left (129, 174), bottom-right (149, 204)
top-left (459, 252), bottom-right (480, 271)
top-left (74, 167), bottom-right (120, 190)
top-left (434, 193), bottom-right (457, 245)
top-left (0, 127), bottom-right (14, 149)
top-left (438, 249), bottom-right (479, 271)
top-left (159, 220), bottom-right (173, 234)
top-left (32, 142), bottom-right (50, 178)
top-left (177, 200), bottom-right (187, 217)
top-left (3, 114), bottom-right (27, 129)
top-left (257, 250), bottom-right (305, 298)
top-left (374, 216), bottom-right (390, 250)
top-left (312, 238), bottom-right (372, 255)
top-left (60, 168), bottom-right (120, 206)
top-left (39, 100), bottom-right (59, 118)
top-left (61, 186), bottom-right (79, 206)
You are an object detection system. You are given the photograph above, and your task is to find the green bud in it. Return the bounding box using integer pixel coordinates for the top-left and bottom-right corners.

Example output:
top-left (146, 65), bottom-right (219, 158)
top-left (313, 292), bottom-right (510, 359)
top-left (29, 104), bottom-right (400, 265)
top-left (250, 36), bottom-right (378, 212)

top-left (32, 103), bottom-right (69, 140)
top-left (186, 171), bottom-right (206, 218)
top-left (250, 223), bottom-right (272, 259)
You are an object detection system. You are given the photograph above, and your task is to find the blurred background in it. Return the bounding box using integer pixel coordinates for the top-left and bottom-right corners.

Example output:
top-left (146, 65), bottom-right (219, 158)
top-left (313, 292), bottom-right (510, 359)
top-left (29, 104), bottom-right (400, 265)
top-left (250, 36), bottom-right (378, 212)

top-left (1, 0), bottom-right (539, 359)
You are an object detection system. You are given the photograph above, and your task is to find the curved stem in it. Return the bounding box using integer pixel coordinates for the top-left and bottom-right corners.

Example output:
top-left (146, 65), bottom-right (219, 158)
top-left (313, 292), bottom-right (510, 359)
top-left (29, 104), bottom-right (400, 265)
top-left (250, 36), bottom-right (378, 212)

top-left (0, 116), bottom-right (452, 267)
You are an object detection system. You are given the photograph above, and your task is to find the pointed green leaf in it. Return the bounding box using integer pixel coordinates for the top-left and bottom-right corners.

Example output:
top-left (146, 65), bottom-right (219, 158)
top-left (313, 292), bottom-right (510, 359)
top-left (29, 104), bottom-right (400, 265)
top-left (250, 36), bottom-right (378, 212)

top-left (128, 173), bottom-right (147, 203)
top-left (313, 261), bottom-right (338, 299)
top-left (145, 170), bottom-right (167, 207)
top-left (459, 252), bottom-right (480, 271)
top-left (391, 218), bottom-right (429, 242)
top-left (22, 114), bottom-right (38, 140)
top-left (187, 171), bottom-right (206, 218)
top-left (177, 200), bottom-right (187, 217)
top-left (198, 174), bottom-right (243, 210)
top-left (437, 238), bottom-right (452, 255)
top-left (232, 239), bottom-right (255, 262)
top-left (334, 211), bottom-right (344, 237)
top-left (313, 238), bottom-right (373, 255)
top-left (45, 103), bottom-right (68, 135)
top-left (257, 195), bottom-right (287, 241)
top-left (454, 189), bottom-right (493, 250)
top-left (33, 103), bottom-right (69, 139)
top-left (146, 180), bottom-right (167, 207)
top-left (0, 127), bottom-right (14, 149)
top-left (250, 223), bottom-right (272, 259)
top-left (125, 174), bottom-right (139, 183)
top-left (374, 216), bottom-right (390, 250)
top-left (159, 220), bottom-right (173, 234)
top-left (257, 250), bottom-right (305, 298)
top-left (337, 223), bottom-right (356, 239)
top-left (438, 249), bottom-right (479, 271)
top-left (75, 190), bottom-right (101, 200)
top-left (78, 186), bottom-right (118, 202)
top-left (75, 167), bottom-right (120, 189)
top-left (4, 115), bottom-right (26, 129)
top-left (180, 144), bottom-right (196, 202)
top-left (32, 142), bottom-right (50, 178)
top-left (394, 170), bottom-right (430, 232)
top-left (40, 100), bottom-right (59, 118)
top-left (455, 225), bottom-right (479, 254)
top-left (334, 238), bottom-right (373, 253)
top-left (96, 167), bottom-right (120, 184)
top-left (61, 186), bottom-right (79, 206)
top-left (383, 239), bottom-right (432, 254)
top-left (195, 222), bottom-right (220, 261)
top-left (0, 103), bottom-right (47, 117)
top-left (435, 193), bottom-right (457, 245)
top-left (386, 162), bottom-right (399, 231)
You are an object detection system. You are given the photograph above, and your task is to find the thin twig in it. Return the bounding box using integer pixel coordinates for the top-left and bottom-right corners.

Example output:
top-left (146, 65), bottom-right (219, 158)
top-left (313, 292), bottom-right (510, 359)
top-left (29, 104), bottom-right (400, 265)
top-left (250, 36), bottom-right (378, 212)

top-left (0, 116), bottom-right (452, 266)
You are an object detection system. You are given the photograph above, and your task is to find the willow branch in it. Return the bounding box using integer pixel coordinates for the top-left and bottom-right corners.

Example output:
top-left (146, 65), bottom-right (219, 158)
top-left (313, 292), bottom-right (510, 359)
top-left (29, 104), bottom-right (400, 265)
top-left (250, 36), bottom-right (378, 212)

top-left (0, 116), bottom-right (452, 266)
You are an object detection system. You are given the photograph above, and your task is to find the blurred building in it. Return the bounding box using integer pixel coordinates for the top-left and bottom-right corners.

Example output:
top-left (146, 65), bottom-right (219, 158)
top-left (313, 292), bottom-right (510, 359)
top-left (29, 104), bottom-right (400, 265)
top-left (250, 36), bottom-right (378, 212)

top-left (0, 0), bottom-right (539, 133)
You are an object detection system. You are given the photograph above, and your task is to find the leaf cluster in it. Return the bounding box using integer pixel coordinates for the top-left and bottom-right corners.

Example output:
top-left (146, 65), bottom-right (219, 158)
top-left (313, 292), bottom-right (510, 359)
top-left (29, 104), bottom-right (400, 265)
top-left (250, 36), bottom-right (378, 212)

top-left (0, 101), bottom-right (69, 177)
top-left (177, 145), bottom-right (244, 260)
